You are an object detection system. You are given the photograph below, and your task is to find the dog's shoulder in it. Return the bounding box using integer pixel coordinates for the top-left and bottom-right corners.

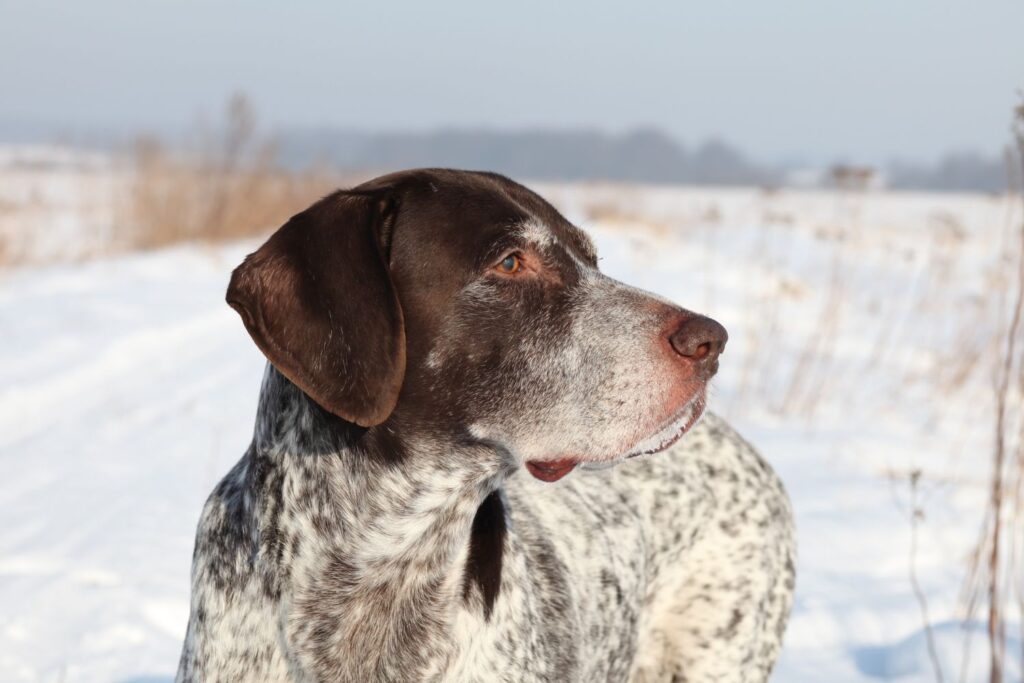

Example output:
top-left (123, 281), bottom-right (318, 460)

top-left (179, 449), bottom-right (292, 682)
top-left (624, 412), bottom-right (794, 551)
top-left (684, 412), bottom-right (793, 531)
top-left (681, 412), bottom-right (790, 496)
top-left (191, 452), bottom-right (254, 585)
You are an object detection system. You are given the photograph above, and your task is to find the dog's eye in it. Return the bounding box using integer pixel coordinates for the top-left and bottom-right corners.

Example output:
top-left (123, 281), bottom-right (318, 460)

top-left (495, 253), bottom-right (522, 274)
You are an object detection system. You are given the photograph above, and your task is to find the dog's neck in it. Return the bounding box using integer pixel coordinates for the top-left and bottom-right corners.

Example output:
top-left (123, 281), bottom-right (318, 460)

top-left (251, 363), bottom-right (511, 544)
top-left (245, 364), bottom-right (512, 678)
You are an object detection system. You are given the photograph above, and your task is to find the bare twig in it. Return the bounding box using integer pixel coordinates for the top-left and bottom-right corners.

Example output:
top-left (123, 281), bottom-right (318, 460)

top-left (908, 468), bottom-right (947, 683)
top-left (963, 97), bottom-right (1024, 683)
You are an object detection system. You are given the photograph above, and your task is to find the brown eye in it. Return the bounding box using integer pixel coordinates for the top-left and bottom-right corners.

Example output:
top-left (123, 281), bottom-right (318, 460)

top-left (496, 253), bottom-right (522, 274)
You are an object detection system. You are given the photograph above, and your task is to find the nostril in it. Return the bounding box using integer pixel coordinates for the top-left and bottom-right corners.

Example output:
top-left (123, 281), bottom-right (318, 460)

top-left (669, 316), bottom-right (729, 364)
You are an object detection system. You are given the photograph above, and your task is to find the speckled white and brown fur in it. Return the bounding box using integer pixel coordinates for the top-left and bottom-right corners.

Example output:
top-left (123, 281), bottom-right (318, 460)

top-left (176, 169), bottom-right (795, 682)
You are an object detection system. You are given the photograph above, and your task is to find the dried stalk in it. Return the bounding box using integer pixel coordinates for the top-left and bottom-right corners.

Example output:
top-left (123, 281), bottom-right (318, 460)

top-left (963, 99), bottom-right (1024, 683)
top-left (908, 469), bottom-right (947, 683)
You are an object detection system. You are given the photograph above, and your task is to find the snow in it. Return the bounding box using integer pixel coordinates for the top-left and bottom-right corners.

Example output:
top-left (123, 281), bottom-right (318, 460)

top-left (1, 172), bottom-right (1021, 682)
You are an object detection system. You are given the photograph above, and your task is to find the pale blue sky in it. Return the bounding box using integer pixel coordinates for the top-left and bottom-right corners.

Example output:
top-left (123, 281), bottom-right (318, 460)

top-left (1, 0), bottom-right (1021, 163)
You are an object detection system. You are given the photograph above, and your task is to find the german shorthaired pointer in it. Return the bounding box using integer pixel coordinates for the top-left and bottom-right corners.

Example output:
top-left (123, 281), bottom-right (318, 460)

top-left (176, 169), bottom-right (795, 682)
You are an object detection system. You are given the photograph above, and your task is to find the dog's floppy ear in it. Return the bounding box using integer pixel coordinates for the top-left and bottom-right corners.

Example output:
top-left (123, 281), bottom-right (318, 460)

top-left (226, 190), bottom-right (404, 427)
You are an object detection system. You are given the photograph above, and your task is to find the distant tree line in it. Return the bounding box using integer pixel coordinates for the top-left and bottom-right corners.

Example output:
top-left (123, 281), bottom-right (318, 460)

top-left (0, 116), bottom-right (1010, 192)
top-left (274, 127), bottom-right (1011, 192)
top-left (886, 151), bottom-right (1009, 193)
top-left (275, 127), bottom-right (775, 186)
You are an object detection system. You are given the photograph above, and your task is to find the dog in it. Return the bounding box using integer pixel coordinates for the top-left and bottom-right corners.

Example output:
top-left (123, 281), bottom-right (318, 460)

top-left (176, 169), bottom-right (795, 682)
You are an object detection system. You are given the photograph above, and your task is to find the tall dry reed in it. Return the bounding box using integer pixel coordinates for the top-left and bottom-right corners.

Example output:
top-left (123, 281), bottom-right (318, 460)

top-left (117, 93), bottom-right (350, 250)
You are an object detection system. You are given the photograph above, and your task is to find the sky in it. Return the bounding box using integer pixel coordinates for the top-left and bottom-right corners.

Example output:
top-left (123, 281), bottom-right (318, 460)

top-left (1, 0), bottom-right (1022, 164)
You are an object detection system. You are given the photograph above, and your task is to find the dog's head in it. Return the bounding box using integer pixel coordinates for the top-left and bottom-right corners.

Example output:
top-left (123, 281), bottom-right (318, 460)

top-left (228, 169), bottom-right (726, 482)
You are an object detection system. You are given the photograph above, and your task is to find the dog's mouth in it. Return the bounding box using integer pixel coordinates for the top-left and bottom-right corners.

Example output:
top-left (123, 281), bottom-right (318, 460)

top-left (524, 389), bottom-right (707, 482)
top-left (525, 458), bottom-right (578, 482)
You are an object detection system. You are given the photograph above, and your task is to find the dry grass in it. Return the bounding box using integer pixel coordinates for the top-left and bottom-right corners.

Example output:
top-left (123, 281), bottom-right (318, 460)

top-left (0, 95), bottom-right (360, 268)
top-left (778, 245), bottom-right (848, 416)
top-left (118, 139), bottom-right (338, 249)
top-left (0, 194), bottom-right (28, 268)
top-left (582, 200), bottom-right (675, 238)
top-left (0, 231), bottom-right (13, 267)
top-left (959, 101), bottom-right (1024, 683)
top-left (116, 94), bottom-right (350, 250)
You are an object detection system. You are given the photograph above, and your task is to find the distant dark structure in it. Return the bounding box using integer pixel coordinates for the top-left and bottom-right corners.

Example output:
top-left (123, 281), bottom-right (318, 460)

top-left (830, 165), bottom-right (880, 191)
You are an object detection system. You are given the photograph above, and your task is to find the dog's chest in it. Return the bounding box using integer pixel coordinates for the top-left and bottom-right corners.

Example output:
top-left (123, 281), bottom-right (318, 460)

top-left (433, 472), bottom-right (652, 681)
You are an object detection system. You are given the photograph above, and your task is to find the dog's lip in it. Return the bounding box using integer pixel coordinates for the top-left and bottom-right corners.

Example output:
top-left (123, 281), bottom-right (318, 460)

top-left (525, 458), bottom-right (578, 482)
top-left (623, 418), bottom-right (690, 459)
top-left (523, 390), bottom-right (706, 481)
top-left (622, 389), bottom-right (706, 460)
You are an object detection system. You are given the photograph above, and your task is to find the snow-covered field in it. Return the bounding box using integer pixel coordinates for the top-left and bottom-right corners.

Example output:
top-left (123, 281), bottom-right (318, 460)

top-left (1, 159), bottom-right (1022, 682)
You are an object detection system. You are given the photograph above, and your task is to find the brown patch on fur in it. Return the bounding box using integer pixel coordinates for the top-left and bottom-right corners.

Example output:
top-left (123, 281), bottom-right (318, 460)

top-left (463, 490), bottom-right (508, 619)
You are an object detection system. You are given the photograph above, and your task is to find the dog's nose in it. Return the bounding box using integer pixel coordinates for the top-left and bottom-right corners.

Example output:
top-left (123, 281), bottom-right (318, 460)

top-left (669, 315), bottom-right (728, 375)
